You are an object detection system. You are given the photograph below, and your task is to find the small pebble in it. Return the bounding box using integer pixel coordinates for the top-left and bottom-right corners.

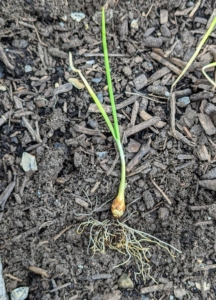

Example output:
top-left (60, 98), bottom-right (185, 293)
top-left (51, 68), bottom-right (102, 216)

top-left (12, 39), bottom-right (28, 48)
top-left (158, 207), bottom-right (169, 220)
top-left (131, 19), bottom-right (139, 30)
top-left (142, 61), bottom-right (153, 71)
top-left (59, 22), bottom-right (65, 28)
top-left (143, 190), bottom-right (155, 209)
top-left (174, 288), bottom-right (187, 299)
top-left (92, 9), bottom-right (113, 25)
top-left (160, 25), bottom-right (171, 37)
top-left (169, 296), bottom-right (175, 300)
top-left (143, 36), bottom-right (163, 48)
top-left (96, 151), bottom-right (107, 158)
top-left (177, 96), bottom-right (190, 108)
top-left (187, 1), bottom-right (194, 7)
top-left (133, 74), bottom-right (147, 90)
top-left (122, 66), bottom-right (132, 77)
top-left (147, 85), bottom-right (168, 96)
top-left (141, 296), bottom-right (150, 300)
top-left (86, 60), bottom-right (95, 65)
top-left (61, 15), bottom-right (67, 22)
top-left (11, 287), bottom-right (29, 300)
top-left (117, 273), bottom-right (134, 289)
top-left (92, 78), bottom-right (102, 84)
top-left (71, 12), bottom-right (85, 22)
top-left (24, 65), bottom-right (32, 73)
top-left (96, 93), bottom-right (103, 103)
top-left (0, 17), bottom-right (5, 28)
top-left (88, 118), bottom-right (98, 129)
top-left (20, 152), bottom-right (38, 172)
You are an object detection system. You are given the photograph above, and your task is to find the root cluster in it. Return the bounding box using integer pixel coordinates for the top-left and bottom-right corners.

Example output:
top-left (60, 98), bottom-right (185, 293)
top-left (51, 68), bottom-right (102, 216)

top-left (77, 214), bottom-right (181, 281)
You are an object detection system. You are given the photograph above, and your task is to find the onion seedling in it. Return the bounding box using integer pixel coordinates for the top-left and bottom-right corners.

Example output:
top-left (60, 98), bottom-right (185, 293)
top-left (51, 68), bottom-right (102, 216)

top-left (69, 7), bottom-right (126, 218)
top-left (70, 6), bottom-right (182, 281)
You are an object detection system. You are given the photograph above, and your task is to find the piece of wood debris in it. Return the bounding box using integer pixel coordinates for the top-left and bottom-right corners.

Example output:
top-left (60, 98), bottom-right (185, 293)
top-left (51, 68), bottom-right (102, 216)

top-left (75, 197), bottom-right (88, 209)
top-left (0, 180), bottom-right (15, 210)
top-left (54, 83), bottom-right (73, 95)
top-left (88, 95), bottom-right (139, 113)
top-left (22, 117), bottom-right (42, 143)
top-left (197, 145), bottom-right (210, 161)
top-left (194, 264), bottom-right (216, 272)
top-left (0, 110), bottom-right (14, 127)
top-left (189, 0), bottom-right (201, 17)
top-left (127, 139), bottom-right (151, 172)
top-left (141, 281), bottom-right (173, 294)
top-left (175, 160), bottom-right (195, 171)
top-left (160, 9), bottom-right (168, 24)
top-left (150, 52), bottom-right (182, 75)
top-left (74, 124), bottom-right (106, 139)
top-left (130, 100), bottom-right (139, 126)
top-left (153, 161), bottom-right (167, 170)
top-left (139, 110), bottom-right (166, 128)
top-left (126, 139), bottom-right (141, 153)
top-left (0, 43), bottom-right (15, 71)
top-left (49, 282), bottom-right (72, 293)
top-left (90, 181), bottom-right (100, 193)
top-left (150, 176), bottom-right (172, 205)
top-left (28, 266), bottom-right (49, 278)
top-left (174, 6), bottom-right (193, 16)
top-left (170, 129), bottom-right (196, 148)
top-left (201, 167), bottom-right (216, 180)
top-left (53, 224), bottom-right (73, 241)
top-left (199, 179), bottom-right (216, 191)
top-left (198, 113), bottom-right (216, 135)
top-left (177, 154), bottom-right (196, 160)
top-left (148, 66), bottom-right (170, 83)
top-left (5, 273), bottom-right (22, 282)
top-left (124, 117), bottom-right (160, 137)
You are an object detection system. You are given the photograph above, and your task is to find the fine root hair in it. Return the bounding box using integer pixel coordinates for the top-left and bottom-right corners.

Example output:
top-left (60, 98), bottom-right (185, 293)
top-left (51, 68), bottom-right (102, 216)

top-left (77, 213), bottom-right (181, 282)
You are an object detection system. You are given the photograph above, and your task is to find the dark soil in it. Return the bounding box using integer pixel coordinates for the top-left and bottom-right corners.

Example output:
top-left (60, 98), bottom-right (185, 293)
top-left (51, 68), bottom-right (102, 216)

top-left (0, 0), bottom-right (216, 299)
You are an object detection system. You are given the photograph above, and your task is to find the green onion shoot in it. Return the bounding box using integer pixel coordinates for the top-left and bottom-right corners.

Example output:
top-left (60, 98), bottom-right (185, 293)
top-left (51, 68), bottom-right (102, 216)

top-left (69, 7), bottom-right (126, 218)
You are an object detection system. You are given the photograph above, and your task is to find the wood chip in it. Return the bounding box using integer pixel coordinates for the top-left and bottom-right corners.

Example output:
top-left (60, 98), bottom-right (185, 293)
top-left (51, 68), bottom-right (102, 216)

top-left (28, 266), bottom-right (49, 278)
top-left (124, 117), bottom-right (160, 137)
top-left (197, 145), bottom-right (210, 161)
top-left (199, 179), bottom-right (216, 191)
top-left (126, 139), bottom-right (141, 153)
top-left (201, 167), bottom-right (216, 180)
top-left (53, 224), bottom-right (73, 241)
top-left (151, 52), bottom-right (182, 75)
top-left (22, 117), bottom-right (42, 143)
top-left (90, 181), bottom-right (100, 194)
top-left (0, 180), bottom-right (15, 210)
top-left (54, 83), bottom-right (73, 95)
top-left (141, 281), bottom-right (173, 294)
top-left (88, 95), bottom-right (139, 114)
top-left (74, 124), bottom-right (106, 139)
top-left (130, 100), bottom-right (139, 126)
top-left (198, 113), bottom-right (216, 135)
top-left (75, 197), bottom-right (88, 209)
top-left (150, 176), bottom-right (172, 205)
top-left (148, 66), bottom-right (170, 83)
top-left (0, 110), bottom-right (14, 127)
top-left (160, 9), bottom-right (168, 24)
top-left (139, 110), bottom-right (166, 128)
top-left (126, 139), bottom-right (151, 172)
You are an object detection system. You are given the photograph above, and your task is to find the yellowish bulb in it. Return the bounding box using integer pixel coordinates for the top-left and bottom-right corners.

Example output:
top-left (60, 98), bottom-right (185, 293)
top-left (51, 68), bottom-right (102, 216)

top-left (111, 195), bottom-right (125, 218)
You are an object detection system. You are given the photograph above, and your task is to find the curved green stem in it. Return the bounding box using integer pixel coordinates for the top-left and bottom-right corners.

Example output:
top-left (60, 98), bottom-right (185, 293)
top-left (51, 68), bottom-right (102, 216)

top-left (116, 139), bottom-right (126, 198)
top-left (102, 7), bottom-right (120, 141)
top-left (69, 52), bottom-right (116, 140)
top-left (202, 62), bottom-right (216, 88)
top-left (171, 16), bottom-right (216, 92)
